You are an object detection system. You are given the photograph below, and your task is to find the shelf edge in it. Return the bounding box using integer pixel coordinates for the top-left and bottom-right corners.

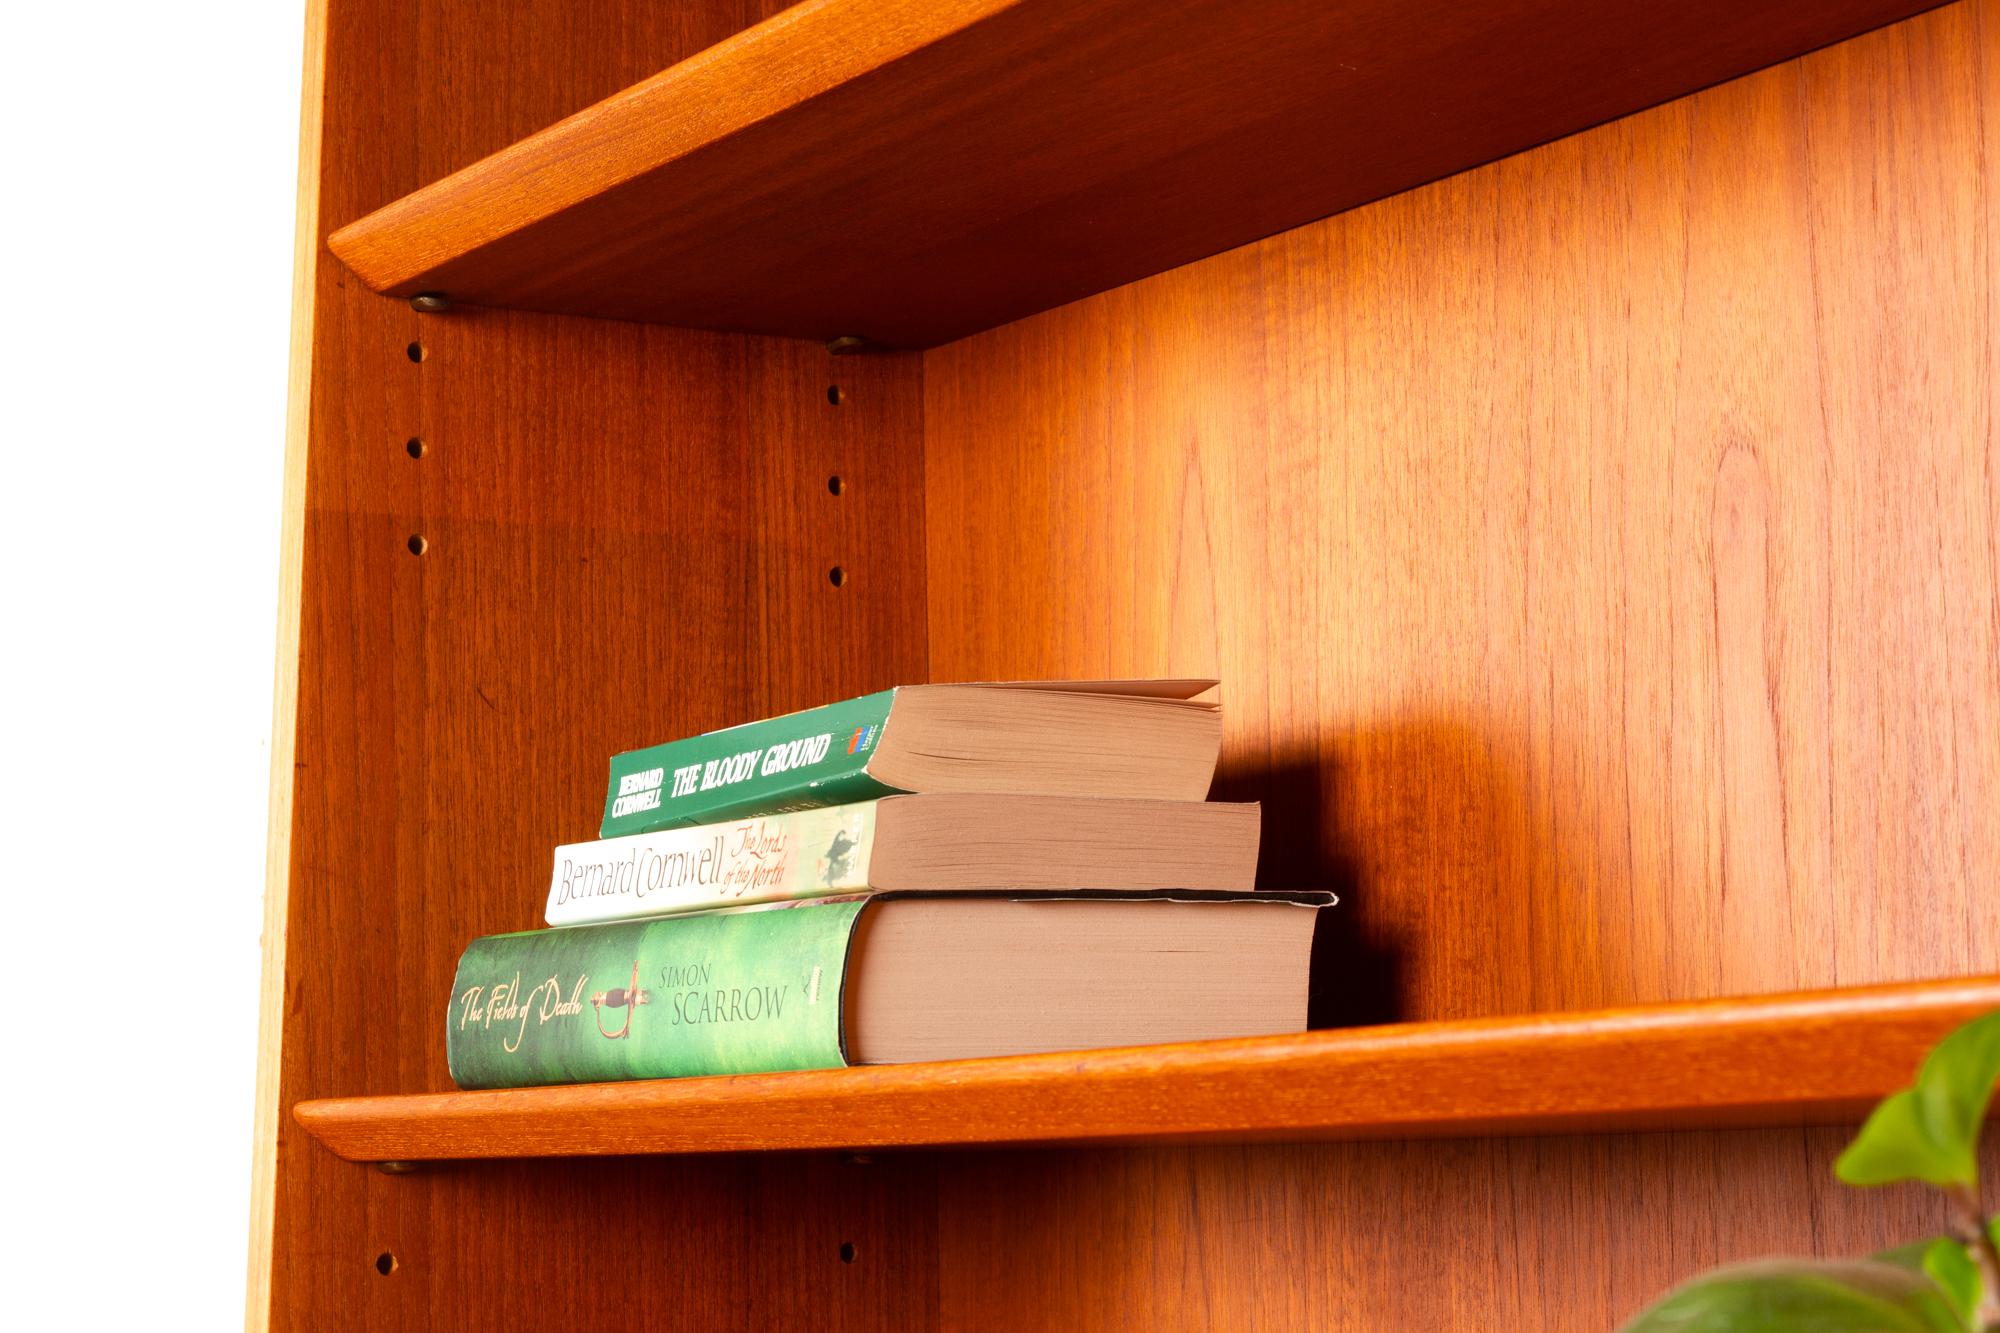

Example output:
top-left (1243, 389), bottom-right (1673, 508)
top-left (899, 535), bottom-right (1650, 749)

top-left (294, 975), bottom-right (2000, 1162)
top-left (325, 0), bottom-right (1018, 291)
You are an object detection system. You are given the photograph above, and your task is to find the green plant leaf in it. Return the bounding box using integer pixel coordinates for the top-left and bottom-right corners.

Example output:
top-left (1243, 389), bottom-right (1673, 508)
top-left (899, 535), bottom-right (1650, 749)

top-left (1873, 1239), bottom-right (1941, 1275)
top-left (1836, 1010), bottom-right (2000, 1189)
top-left (1874, 1238), bottom-right (1983, 1325)
top-left (1918, 1241), bottom-right (1982, 1326)
top-left (1620, 1259), bottom-right (1969, 1332)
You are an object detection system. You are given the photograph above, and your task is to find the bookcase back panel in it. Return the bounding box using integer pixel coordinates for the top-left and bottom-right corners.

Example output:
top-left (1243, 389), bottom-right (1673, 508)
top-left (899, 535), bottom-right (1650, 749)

top-left (922, 3), bottom-right (1995, 1325)
top-left (261, 0), bottom-right (934, 1327)
top-left (925, 0), bottom-right (1999, 1024)
top-left (932, 1133), bottom-right (2000, 1331)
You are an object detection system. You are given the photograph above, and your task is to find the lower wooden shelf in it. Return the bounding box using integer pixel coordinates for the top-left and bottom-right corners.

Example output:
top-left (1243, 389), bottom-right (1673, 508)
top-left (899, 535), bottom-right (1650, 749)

top-left (294, 976), bottom-right (1998, 1162)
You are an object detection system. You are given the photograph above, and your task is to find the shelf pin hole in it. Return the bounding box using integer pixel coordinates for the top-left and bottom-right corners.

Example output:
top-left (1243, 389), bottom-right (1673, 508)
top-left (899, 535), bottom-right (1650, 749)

top-left (828, 566), bottom-right (846, 587)
top-left (375, 1252), bottom-right (397, 1276)
top-left (406, 438), bottom-right (426, 459)
top-left (827, 475), bottom-right (844, 496)
top-left (406, 341), bottom-right (426, 363)
top-left (826, 385), bottom-right (844, 405)
top-left (407, 535), bottom-right (428, 556)
top-left (839, 1242), bottom-right (857, 1264)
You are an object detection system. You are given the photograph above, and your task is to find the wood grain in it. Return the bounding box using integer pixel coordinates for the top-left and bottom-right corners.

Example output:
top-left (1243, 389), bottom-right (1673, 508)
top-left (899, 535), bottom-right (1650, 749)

top-left (925, 0), bottom-right (2000, 1022)
top-left (293, 978), bottom-right (2000, 1161)
top-left (324, 0), bottom-right (1941, 347)
top-left (933, 1131), bottom-right (2000, 1332)
top-left (256, 0), bottom-right (935, 1329)
top-left (918, 2), bottom-right (1999, 1325)
top-left (258, 0), bottom-right (2000, 1329)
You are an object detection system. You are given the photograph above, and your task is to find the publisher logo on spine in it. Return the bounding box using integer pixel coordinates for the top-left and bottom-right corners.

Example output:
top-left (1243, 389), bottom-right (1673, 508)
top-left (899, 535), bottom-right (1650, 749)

top-left (846, 724), bottom-right (878, 755)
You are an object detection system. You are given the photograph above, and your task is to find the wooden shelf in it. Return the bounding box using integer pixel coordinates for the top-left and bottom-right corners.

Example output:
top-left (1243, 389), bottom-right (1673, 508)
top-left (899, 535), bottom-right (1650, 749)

top-left (325, 0), bottom-right (1937, 348)
top-left (294, 976), bottom-right (1998, 1162)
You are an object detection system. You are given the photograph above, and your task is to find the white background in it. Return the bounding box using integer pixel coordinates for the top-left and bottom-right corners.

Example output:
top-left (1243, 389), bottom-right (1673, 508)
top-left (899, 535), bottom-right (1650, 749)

top-left (2, 1), bottom-right (304, 1323)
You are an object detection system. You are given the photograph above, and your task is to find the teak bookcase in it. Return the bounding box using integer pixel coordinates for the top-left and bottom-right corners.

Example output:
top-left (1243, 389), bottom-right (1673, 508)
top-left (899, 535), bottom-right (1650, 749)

top-left (252, 0), bottom-right (2000, 1327)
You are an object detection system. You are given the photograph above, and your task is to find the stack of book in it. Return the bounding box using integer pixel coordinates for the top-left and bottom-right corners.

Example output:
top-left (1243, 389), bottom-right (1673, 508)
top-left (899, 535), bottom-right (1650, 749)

top-left (446, 681), bottom-right (1330, 1089)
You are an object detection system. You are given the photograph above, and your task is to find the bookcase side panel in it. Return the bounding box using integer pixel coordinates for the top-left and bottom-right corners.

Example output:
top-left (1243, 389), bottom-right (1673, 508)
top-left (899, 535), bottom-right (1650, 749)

top-left (254, 0), bottom-right (935, 1328)
top-left (920, 1), bottom-right (1997, 1326)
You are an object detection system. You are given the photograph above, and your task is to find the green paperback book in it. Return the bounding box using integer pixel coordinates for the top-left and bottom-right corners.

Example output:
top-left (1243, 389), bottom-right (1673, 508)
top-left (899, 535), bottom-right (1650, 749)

top-left (448, 901), bottom-right (862, 1089)
top-left (599, 680), bottom-right (1225, 838)
top-left (447, 889), bottom-right (1329, 1089)
top-left (602, 691), bottom-right (899, 837)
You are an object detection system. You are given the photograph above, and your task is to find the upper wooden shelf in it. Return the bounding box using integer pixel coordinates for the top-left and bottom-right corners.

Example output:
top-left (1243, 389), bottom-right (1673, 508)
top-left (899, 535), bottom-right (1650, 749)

top-left (295, 976), bottom-right (1997, 1162)
top-left (326, 0), bottom-right (1937, 348)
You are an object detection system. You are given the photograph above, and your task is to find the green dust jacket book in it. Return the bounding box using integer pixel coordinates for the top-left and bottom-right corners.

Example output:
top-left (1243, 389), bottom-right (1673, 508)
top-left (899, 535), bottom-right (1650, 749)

top-left (601, 690), bottom-right (901, 838)
top-left (447, 901), bottom-right (864, 1089)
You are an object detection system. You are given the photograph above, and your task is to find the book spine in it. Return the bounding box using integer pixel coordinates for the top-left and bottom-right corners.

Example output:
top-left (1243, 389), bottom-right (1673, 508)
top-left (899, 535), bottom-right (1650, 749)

top-left (601, 689), bottom-right (902, 837)
top-left (547, 803), bottom-right (879, 926)
top-left (446, 901), bottom-right (866, 1089)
